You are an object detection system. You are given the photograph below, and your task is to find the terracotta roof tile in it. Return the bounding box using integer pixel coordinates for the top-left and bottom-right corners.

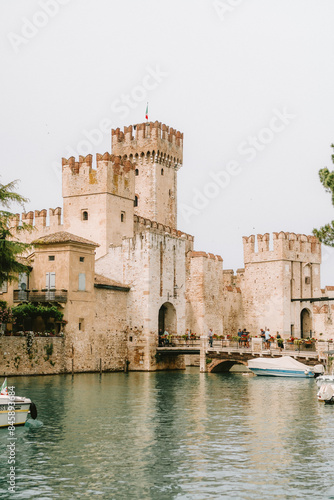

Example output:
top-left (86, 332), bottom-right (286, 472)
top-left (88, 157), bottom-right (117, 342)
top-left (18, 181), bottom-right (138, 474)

top-left (94, 273), bottom-right (130, 289)
top-left (33, 231), bottom-right (99, 247)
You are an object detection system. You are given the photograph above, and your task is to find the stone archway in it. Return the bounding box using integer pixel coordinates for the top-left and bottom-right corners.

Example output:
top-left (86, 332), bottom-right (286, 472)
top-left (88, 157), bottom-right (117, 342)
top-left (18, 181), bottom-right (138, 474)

top-left (301, 308), bottom-right (312, 338)
top-left (158, 302), bottom-right (177, 335)
top-left (208, 359), bottom-right (248, 373)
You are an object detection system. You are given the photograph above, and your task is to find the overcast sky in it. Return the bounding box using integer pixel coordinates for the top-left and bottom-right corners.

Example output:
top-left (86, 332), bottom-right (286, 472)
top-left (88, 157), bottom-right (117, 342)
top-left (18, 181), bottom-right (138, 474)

top-left (1, 0), bottom-right (334, 286)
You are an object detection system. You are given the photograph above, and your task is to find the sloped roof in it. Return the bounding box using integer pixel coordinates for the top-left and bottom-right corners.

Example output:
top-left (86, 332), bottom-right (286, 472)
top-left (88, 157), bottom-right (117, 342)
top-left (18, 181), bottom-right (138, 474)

top-left (94, 273), bottom-right (130, 291)
top-left (33, 231), bottom-right (99, 247)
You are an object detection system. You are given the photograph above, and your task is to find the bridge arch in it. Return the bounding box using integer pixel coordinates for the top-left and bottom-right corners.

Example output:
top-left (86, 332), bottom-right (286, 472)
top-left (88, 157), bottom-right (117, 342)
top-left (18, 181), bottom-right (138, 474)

top-left (208, 359), bottom-right (248, 373)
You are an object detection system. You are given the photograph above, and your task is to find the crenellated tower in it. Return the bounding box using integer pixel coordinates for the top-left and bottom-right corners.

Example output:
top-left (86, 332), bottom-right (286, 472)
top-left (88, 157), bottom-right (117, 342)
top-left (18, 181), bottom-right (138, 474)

top-left (111, 121), bottom-right (183, 229)
top-left (62, 153), bottom-right (135, 258)
top-left (242, 231), bottom-right (321, 337)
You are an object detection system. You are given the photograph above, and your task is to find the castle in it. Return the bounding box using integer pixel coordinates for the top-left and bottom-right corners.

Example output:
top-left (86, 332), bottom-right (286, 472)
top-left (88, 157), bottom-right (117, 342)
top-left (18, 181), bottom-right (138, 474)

top-left (1, 120), bottom-right (334, 375)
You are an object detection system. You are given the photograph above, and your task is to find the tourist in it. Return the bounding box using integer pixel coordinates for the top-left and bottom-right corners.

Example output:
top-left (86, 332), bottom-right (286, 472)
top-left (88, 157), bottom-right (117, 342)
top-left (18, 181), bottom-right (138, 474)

top-left (265, 328), bottom-right (271, 349)
top-left (242, 329), bottom-right (250, 348)
top-left (208, 328), bottom-right (213, 347)
top-left (164, 329), bottom-right (169, 346)
top-left (276, 332), bottom-right (284, 351)
top-left (237, 328), bottom-right (243, 346)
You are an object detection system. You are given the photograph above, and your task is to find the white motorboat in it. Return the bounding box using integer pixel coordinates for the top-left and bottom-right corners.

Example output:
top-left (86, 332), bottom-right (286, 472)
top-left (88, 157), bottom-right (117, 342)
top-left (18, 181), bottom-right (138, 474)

top-left (247, 356), bottom-right (324, 378)
top-left (316, 374), bottom-right (334, 403)
top-left (0, 379), bottom-right (37, 428)
top-left (316, 374), bottom-right (334, 387)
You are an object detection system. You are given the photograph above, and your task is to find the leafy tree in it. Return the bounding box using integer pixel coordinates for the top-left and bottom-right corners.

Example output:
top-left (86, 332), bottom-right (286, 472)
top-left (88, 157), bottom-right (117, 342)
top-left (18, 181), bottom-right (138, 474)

top-left (0, 179), bottom-right (32, 285)
top-left (313, 146), bottom-right (334, 246)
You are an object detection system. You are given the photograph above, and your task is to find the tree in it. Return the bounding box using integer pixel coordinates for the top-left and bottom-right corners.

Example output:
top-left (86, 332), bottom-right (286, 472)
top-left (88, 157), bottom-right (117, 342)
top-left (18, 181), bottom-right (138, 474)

top-left (0, 179), bottom-right (32, 286)
top-left (313, 145), bottom-right (334, 246)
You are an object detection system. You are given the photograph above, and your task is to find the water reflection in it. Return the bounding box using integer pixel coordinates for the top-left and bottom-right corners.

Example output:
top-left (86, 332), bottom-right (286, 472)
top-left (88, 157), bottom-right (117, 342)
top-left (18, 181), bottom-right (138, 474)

top-left (0, 370), bottom-right (334, 499)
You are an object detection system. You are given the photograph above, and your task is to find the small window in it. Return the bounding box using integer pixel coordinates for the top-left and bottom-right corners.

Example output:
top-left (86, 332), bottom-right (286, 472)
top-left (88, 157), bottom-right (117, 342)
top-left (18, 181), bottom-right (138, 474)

top-left (121, 211), bottom-right (125, 222)
top-left (79, 257), bottom-right (85, 262)
top-left (82, 211), bottom-right (88, 221)
top-left (161, 168), bottom-right (164, 175)
top-left (78, 273), bottom-right (86, 291)
top-left (305, 277), bottom-right (311, 284)
top-left (48, 255), bottom-right (55, 261)
top-left (169, 189), bottom-right (172, 197)
top-left (135, 168), bottom-right (139, 176)
top-left (0, 281), bottom-right (8, 293)
top-left (134, 196), bottom-right (138, 207)
top-left (78, 318), bottom-right (84, 331)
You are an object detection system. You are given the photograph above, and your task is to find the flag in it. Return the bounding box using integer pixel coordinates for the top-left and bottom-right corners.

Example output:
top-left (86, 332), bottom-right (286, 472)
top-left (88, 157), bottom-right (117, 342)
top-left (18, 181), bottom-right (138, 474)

top-left (145, 103), bottom-right (148, 121)
top-left (0, 378), bottom-right (8, 396)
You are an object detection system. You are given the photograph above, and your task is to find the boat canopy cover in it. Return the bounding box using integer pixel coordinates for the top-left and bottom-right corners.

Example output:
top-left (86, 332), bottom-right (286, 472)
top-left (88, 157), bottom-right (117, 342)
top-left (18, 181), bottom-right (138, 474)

top-left (247, 356), bottom-right (312, 371)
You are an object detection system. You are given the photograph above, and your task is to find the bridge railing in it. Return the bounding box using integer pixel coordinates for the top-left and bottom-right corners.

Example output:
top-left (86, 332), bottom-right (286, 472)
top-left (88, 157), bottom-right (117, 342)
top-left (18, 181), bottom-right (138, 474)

top-left (204, 338), bottom-right (334, 356)
top-left (157, 337), bottom-right (334, 358)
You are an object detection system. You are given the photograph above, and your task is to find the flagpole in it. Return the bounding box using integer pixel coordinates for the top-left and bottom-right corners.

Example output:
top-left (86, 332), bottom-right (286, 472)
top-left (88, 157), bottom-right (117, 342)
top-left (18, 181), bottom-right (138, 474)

top-left (145, 102), bottom-right (149, 124)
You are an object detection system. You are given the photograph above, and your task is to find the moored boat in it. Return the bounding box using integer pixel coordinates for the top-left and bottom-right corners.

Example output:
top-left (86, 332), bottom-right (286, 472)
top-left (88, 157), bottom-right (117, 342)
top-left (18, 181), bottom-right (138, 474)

top-left (0, 378), bottom-right (37, 428)
top-left (316, 374), bottom-right (334, 403)
top-left (247, 356), bottom-right (324, 378)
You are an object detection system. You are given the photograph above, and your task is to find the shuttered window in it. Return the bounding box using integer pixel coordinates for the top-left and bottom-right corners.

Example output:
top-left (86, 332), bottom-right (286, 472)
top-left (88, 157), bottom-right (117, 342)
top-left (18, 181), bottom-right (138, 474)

top-left (46, 272), bottom-right (56, 289)
top-left (45, 272), bottom-right (56, 300)
top-left (78, 273), bottom-right (86, 291)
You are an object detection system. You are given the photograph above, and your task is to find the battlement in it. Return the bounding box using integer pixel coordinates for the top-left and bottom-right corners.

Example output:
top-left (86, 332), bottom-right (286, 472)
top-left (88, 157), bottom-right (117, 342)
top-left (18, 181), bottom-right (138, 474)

top-left (62, 153), bottom-right (133, 174)
top-left (9, 207), bottom-right (63, 239)
top-left (243, 231), bottom-right (321, 264)
top-left (134, 215), bottom-right (193, 241)
top-left (111, 121), bottom-right (183, 167)
top-left (223, 269), bottom-right (244, 290)
top-left (62, 153), bottom-right (135, 200)
top-left (187, 250), bottom-right (223, 261)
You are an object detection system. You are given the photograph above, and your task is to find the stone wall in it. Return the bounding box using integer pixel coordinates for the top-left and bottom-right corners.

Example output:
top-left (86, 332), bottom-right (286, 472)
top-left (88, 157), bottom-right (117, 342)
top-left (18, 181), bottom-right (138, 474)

top-left (185, 251), bottom-right (224, 337)
top-left (0, 336), bottom-right (66, 376)
top-left (313, 287), bottom-right (334, 340)
top-left (222, 269), bottom-right (244, 335)
top-left (96, 227), bottom-right (189, 370)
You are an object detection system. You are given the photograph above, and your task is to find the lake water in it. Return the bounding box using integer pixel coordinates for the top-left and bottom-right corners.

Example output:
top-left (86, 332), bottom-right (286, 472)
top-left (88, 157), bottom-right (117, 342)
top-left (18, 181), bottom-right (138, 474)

top-left (1, 368), bottom-right (334, 499)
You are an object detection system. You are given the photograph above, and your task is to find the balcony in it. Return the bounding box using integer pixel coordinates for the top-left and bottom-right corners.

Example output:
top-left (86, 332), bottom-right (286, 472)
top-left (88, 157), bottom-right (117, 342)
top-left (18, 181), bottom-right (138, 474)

top-left (13, 289), bottom-right (68, 303)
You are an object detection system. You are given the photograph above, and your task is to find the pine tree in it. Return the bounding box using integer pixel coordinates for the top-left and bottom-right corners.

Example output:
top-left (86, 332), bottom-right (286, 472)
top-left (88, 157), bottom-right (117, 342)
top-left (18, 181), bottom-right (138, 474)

top-left (0, 179), bottom-right (32, 285)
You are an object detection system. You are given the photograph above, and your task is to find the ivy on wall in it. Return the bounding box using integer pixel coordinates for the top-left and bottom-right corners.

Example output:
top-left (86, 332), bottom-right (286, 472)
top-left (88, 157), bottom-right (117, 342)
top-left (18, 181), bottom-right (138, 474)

top-left (11, 304), bottom-right (64, 332)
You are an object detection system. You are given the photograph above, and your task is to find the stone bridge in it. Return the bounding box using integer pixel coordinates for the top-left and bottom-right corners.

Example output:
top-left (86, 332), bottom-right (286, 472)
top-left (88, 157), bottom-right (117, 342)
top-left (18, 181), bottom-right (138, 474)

top-left (156, 337), bottom-right (328, 373)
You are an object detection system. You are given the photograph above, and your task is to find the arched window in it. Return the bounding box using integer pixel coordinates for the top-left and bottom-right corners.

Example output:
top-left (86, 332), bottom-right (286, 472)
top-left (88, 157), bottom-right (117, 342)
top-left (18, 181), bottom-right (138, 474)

top-left (161, 168), bottom-right (164, 176)
top-left (135, 168), bottom-right (139, 176)
top-left (82, 210), bottom-right (88, 221)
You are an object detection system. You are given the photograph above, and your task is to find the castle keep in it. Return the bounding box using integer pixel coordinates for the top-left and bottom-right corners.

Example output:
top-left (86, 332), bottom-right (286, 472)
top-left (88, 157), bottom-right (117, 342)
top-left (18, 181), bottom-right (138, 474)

top-left (1, 120), bottom-right (333, 375)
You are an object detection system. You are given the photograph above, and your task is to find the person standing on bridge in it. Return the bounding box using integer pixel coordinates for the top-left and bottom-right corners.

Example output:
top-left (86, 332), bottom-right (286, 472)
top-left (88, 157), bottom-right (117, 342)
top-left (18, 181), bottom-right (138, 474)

top-left (208, 329), bottom-right (213, 347)
top-left (237, 329), bottom-right (243, 347)
top-left (164, 329), bottom-right (169, 346)
top-left (264, 328), bottom-right (271, 349)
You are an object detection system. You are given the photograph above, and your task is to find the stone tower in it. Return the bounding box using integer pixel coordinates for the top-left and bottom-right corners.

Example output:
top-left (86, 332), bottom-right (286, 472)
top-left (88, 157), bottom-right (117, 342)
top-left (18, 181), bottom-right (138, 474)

top-left (111, 121), bottom-right (183, 228)
top-left (242, 232), bottom-right (321, 337)
top-left (62, 153), bottom-right (135, 258)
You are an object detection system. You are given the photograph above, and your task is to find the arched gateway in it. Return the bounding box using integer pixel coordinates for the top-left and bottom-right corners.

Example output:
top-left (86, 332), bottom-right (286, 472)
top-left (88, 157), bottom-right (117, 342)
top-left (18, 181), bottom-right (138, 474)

top-left (158, 302), bottom-right (177, 334)
top-left (300, 308), bottom-right (312, 338)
